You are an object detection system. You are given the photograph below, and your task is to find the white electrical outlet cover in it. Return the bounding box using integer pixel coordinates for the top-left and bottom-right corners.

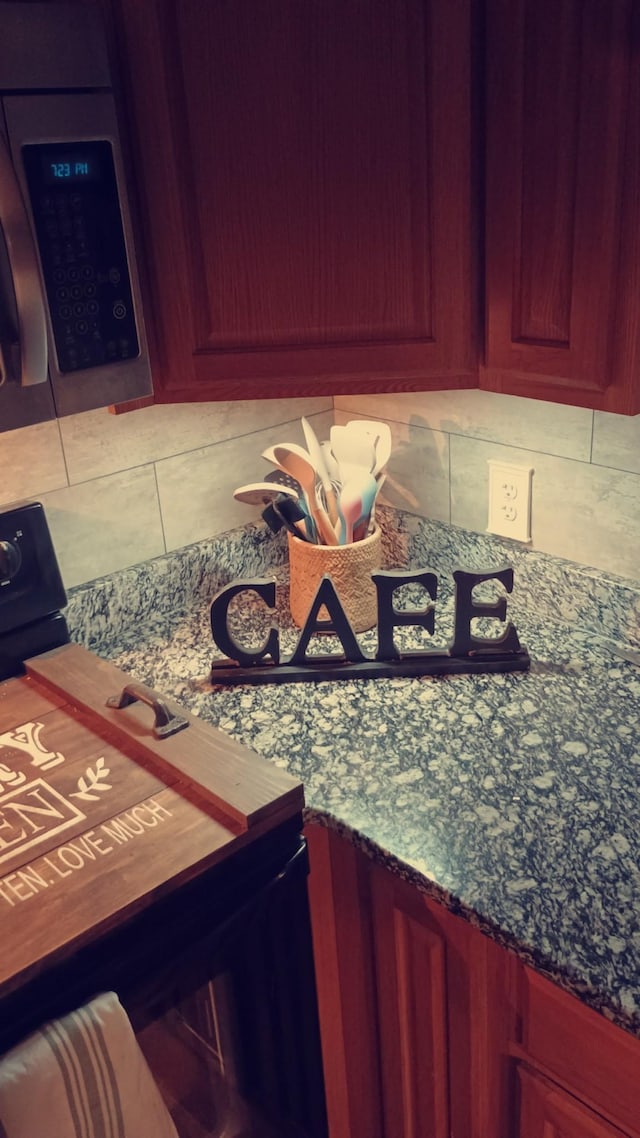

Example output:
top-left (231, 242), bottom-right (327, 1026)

top-left (487, 460), bottom-right (534, 543)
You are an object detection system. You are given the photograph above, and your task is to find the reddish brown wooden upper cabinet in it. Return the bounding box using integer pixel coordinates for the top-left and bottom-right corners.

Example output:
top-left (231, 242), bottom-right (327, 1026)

top-left (108, 0), bottom-right (475, 403)
top-left (483, 0), bottom-right (640, 414)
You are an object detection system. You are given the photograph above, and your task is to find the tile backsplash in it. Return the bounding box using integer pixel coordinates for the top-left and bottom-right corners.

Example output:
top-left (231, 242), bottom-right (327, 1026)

top-left (0, 398), bottom-right (333, 587)
top-left (335, 390), bottom-right (640, 581)
top-left (2, 389), bottom-right (639, 587)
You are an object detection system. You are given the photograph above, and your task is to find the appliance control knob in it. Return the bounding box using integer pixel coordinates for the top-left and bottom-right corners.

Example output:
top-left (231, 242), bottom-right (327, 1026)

top-left (0, 540), bottom-right (22, 581)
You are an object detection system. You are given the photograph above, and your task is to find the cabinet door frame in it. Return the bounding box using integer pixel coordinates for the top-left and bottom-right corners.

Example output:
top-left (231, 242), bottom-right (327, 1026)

top-left (371, 864), bottom-right (450, 1138)
top-left (304, 824), bottom-right (384, 1138)
top-left (369, 862), bottom-right (519, 1138)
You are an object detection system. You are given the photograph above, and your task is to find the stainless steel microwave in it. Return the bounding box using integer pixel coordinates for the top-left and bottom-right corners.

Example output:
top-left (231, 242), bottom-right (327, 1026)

top-left (0, 2), bottom-right (152, 434)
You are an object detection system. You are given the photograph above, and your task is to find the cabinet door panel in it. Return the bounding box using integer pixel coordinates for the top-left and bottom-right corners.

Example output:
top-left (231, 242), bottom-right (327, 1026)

top-left (370, 864), bottom-right (522, 1138)
top-left (518, 1067), bottom-right (631, 1138)
top-left (304, 825), bottom-right (383, 1138)
top-left (371, 867), bottom-right (449, 1138)
top-left (520, 968), bottom-right (640, 1137)
top-left (112, 0), bottom-right (474, 401)
top-left (483, 0), bottom-right (640, 412)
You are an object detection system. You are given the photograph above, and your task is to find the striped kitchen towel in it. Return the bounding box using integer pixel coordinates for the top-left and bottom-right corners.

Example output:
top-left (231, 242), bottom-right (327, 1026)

top-left (0, 991), bottom-right (178, 1138)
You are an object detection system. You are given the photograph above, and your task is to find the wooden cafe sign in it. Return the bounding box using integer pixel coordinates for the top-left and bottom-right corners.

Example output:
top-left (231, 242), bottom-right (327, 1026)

top-left (209, 564), bottom-right (530, 685)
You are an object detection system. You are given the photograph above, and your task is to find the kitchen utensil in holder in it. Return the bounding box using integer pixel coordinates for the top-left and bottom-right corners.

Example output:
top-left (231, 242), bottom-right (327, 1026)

top-left (287, 525), bottom-right (382, 633)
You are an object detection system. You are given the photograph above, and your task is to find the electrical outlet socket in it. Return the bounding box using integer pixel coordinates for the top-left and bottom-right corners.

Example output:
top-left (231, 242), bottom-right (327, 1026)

top-left (487, 460), bottom-right (534, 543)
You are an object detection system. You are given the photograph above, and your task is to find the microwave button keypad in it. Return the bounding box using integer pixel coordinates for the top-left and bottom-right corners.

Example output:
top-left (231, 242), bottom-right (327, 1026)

top-left (21, 141), bottom-right (140, 374)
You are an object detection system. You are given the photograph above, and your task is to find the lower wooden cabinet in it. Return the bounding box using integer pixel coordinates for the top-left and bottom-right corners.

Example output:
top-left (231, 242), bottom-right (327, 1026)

top-left (369, 858), bottom-right (516, 1138)
top-left (517, 1067), bottom-right (630, 1138)
top-left (371, 868), bottom-right (449, 1138)
top-left (303, 823), bottom-right (383, 1138)
top-left (519, 969), bottom-right (640, 1136)
top-left (304, 823), bottom-right (640, 1138)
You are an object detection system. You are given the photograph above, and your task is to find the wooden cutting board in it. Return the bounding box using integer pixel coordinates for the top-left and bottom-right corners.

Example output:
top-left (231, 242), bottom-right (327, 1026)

top-left (0, 643), bottom-right (303, 997)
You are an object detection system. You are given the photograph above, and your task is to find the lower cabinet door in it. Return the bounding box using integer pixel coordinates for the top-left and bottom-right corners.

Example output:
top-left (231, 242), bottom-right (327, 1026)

top-left (371, 865), bottom-right (450, 1138)
top-left (518, 1066), bottom-right (633, 1138)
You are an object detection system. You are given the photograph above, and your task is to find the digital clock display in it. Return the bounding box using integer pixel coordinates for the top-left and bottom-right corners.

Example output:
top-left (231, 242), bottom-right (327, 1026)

top-left (41, 152), bottom-right (100, 184)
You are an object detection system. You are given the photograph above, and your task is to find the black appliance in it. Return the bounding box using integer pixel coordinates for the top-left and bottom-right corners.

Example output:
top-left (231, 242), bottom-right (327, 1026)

top-left (0, 499), bottom-right (68, 680)
top-left (0, 818), bottom-right (328, 1138)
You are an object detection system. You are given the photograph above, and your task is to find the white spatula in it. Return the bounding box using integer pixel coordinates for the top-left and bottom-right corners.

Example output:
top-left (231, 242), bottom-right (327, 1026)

top-left (301, 417), bottom-right (339, 526)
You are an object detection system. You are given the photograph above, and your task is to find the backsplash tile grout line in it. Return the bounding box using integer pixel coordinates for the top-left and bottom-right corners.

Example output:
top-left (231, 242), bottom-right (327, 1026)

top-left (153, 461), bottom-right (168, 554)
top-left (55, 418), bottom-right (71, 488)
top-left (447, 431), bottom-right (453, 523)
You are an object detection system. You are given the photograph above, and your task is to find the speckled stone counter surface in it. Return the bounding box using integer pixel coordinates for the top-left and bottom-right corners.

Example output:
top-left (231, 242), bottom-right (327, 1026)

top-left (66, 509), bottom-right (640, 1036)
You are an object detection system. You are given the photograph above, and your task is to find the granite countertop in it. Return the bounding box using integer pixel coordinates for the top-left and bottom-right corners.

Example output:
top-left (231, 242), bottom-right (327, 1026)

top-left (66, 510), bottom-right (640, 1037)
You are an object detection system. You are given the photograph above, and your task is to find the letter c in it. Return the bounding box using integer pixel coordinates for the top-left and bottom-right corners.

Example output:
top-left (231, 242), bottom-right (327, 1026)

top-left (210, 579), bottom-right (280, 666)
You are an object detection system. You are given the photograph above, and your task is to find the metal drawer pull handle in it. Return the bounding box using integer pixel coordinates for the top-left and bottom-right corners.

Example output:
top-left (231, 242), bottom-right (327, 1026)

top-left (106, 682), bottom-right (189, 739)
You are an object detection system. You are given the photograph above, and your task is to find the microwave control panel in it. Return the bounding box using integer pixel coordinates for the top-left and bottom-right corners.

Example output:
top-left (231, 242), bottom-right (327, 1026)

top-left (21, 140), bottom-right (140, 374)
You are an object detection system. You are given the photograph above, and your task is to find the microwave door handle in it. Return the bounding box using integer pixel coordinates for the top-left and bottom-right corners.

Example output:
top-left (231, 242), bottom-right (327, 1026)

top-left (0, 136), bottom-right (48, 386)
